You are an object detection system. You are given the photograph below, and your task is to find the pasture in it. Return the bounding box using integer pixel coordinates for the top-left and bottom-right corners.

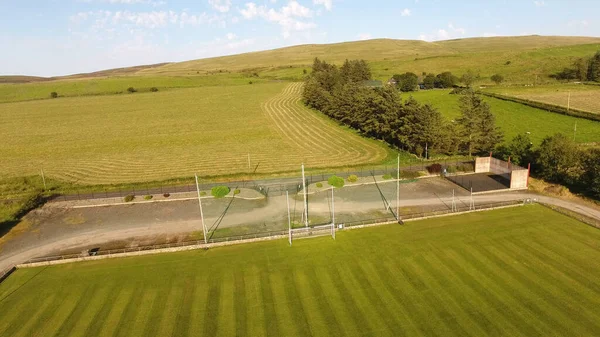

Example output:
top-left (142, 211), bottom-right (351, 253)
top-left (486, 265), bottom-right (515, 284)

top-left (483, 84), bottom-right (600, 114)
top-left (1, 205), bottom-right (600, 336)
top-left (0, 82), bottom-right (389, 184)
top-left (408, 89), bottom-right (600, 144)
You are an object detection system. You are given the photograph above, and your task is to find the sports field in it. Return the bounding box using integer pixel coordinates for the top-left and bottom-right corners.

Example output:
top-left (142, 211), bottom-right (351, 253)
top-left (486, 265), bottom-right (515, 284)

top-left (409, 89), bottom-right (600, 144)
top-left (0, 82), bottom-right (388, 184)
top-left (483, 84), bottom-right (600, 114)
top-left (1, 205), bottom-right (599, 337)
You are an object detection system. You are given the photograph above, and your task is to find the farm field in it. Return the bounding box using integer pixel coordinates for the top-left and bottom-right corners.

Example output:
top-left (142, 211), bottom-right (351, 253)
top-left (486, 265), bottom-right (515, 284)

top-left (2, 205), bottom-right (600, 336)
top-left (0, 82), bottom-right (388, 184)
top-left (482, 84), bottom-right (600, 114)
top-left (408, 89), bottom-right (600, 144)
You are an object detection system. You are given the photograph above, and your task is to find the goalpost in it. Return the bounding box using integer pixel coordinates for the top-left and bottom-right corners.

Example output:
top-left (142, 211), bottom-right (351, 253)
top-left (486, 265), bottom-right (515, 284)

top-left (287, 185), bottom-right (336, 246)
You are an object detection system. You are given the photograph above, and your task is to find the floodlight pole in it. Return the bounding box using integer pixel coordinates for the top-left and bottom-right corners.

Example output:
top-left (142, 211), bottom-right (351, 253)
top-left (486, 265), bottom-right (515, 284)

top-left (286, 191), bottom-right (292, 246)
top-left (302, 163), bottom-right (308, 227)
top-left (396, 153), bottom-right (400, 220)
top-left (195, 174), bottom-right (208, 244)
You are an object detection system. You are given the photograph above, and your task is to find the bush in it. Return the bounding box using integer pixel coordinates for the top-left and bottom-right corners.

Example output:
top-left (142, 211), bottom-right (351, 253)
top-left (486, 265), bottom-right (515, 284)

top-left (124, 195), bottom-right (135, 202)
top-left (316, 182), bottom-right (323, 188)
top-left (234, 189), bottom-right (241, 195)
top-left (426, 163), bottom-right (443, 174)
top-left (50, 92), bottom-right (58, 98)
top-left (127, 87), bottom-right (137, 93)
top-left (347, 174), bottom-right (358, 183)
top-left (382, 174), bottom-right (393, 180)
top-left (200, 191), bottom-right (207, 196)
top-left (144, 195), bottom-right (153, 200)
top-left (150, 87), bottom-right (159, 92)
top-left (211, 186), bottom-right (230, 198)
top-left (447, 166), bottom-right (457, 174)
top-left (249, 81), bottom-right (253, 84)
top-left (459, 163), bottom-right (474, 172)
top-left (327, 175), bottom-right (345, 188)
top-left (163, 193), bottom-right (170, 198)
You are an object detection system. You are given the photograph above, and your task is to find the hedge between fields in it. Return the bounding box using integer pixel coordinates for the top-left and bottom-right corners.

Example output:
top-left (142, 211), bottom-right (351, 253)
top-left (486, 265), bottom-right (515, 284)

top-left (478, 91), bottom-right (600, 122)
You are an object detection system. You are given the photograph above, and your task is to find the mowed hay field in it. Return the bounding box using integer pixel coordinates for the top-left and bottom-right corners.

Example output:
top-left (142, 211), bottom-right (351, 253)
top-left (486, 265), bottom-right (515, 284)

top-left (409, 90), bottom-right (600, 144)
top-left (2, 205), bottom-right (600, 336)
top-left (483, 84), bottom-right (600, 114)
top-left (0, 82), bottom-right (388, 184)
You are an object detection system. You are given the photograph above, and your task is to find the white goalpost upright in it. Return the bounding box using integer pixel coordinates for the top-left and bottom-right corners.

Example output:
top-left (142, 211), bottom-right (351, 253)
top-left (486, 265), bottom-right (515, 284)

top-left (286, 191), bottom-right (292, 246)
top-left (301, 163), bottom-right (308, 227)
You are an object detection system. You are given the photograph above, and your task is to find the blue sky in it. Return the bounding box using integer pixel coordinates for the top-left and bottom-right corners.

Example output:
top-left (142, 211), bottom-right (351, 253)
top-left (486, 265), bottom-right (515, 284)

top-left (1, 0), bottom-right (598, 76)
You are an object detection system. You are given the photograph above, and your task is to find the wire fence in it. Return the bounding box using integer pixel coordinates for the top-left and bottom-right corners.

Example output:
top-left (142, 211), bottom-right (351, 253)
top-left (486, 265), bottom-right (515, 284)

top-left (21, 199), bottom-right (525, 266)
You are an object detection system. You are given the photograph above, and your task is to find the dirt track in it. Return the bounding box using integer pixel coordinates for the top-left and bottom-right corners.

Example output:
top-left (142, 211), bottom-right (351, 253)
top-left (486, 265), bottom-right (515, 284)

top-left (1, 178), bottom-right (598, 271)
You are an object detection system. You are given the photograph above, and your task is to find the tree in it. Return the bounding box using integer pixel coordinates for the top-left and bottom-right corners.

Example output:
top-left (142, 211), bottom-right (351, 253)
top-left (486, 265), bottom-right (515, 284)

top-left (392, 72), bottom-right (418, 92)
top-left (573, 58), bottom-right (589, 81)
top-left (50, 92), bottom-right (58, 98)
top-left (536, 133), bottom-right (581, 183)
top-left (399, 97), bottom-right (444, 152)
top-left (340, 59), bottom-right (371, 84)
top-left (490, 74), bottom-right (504, 85)
top-left (456, 92), bottom-right (503, 156)
top-left (581, 148), bottom-right (600, 198)
top-left (127, 87), bottom-right (137, 93)
top-left (435, 72), bottom-right (458, 88)
top-left (588, 51), bottom-right (600, 82)
top-left (460, 70), bottom-right (477, 88)
top-left (497, 133), bottom-right (534, 166)
top-left (422, 73), bottom-right (436, 89)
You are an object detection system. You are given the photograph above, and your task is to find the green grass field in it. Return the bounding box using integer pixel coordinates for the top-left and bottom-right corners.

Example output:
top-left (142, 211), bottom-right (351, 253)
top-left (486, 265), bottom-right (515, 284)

top-left (1, 205), bottom-right (600, 336)
top-left (409, 90), bottom-right (600, 144)
top-left (483, 84), bottom-right (600, 114)
top-left (0, 82), bottom-right (389, 184)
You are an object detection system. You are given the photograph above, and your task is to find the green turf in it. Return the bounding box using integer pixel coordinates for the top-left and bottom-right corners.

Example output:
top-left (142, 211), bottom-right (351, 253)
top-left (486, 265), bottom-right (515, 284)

top-left (408, 89), bottom-right (600, 144)
top-left (1, 205), bottom-right (600, 337)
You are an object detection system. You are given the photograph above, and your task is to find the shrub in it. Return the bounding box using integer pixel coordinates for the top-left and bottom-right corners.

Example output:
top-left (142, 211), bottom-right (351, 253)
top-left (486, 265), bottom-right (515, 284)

top-left (249, 81), bottom-right (253, 84)
top-left (150, 87), bottom-right (159, 92)
top-left (327, 175), bottom-right (345, 188)
top-left (144, 195), bottom-right (153, 200)
top-left (200, 191), bottom-right (207, 196)
top-left (50, 92), bottom-right (58, 98)
top-left (426, 163), bottom-right (443, 174)
top-left (234, 189), bottom-right (241, 195)
top-left (163, 193), bottom-right (170, 198)
top-left (127, 87), bottom-right (137, 93)
top-left (124, 195), bottom-right (135, 202)
top-left (447, 166), bottom-right (457, 174)
top-left (382, 174), bottom-right (393, 180)
top-left (211, 186), bottom-right (230, 198)
top-left (347, 174), bottom-right (358, 183)
top-left (316, 182), bottom-right (323, 188)
top-left (459, 163), bottom-right (475, 172)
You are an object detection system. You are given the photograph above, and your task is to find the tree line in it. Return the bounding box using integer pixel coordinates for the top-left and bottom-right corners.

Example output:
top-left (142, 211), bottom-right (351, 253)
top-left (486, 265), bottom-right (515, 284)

top-left (302, 58), bottom-right (504, 157)
top-left (392, 70), bottom-right (504, 92)
top-left (497, 132), bottom-right (600, 199)
top-left (552, 50), bottom-right (600, 81)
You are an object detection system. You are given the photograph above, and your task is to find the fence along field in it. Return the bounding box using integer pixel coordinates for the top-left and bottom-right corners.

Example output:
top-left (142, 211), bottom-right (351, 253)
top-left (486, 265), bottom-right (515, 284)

top-left (2, 205), bottom-right (600, 336)
top-left (0, 82), bottom-right (388, 185)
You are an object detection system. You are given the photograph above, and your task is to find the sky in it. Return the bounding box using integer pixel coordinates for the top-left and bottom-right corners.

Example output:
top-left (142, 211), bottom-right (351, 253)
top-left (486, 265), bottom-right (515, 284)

top-left (1, 0), bottom-right (598, 77)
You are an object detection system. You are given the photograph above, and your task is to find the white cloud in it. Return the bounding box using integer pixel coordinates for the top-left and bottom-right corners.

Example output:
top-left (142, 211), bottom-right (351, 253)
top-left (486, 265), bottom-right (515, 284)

top-left (313, 0), bottom-right (333, 11)
top-left (208, 0), bottom-right (232, 13)
top-left (533, 1), bottom-right (545, 7)
top-left (70, 10), bottom-right (225, 30)
top-left (357, 33), bottom-right (372, 40)
top-left (401, 8), bottom-right (411, 17)
top-left (79, 0), bottom-right (166, 6)
top-left (418, 22), bottom-right (466, 41)
top-left (239, 1), bottom-right (316, 38)
top-left (226, 32), bottom-right (237, 40)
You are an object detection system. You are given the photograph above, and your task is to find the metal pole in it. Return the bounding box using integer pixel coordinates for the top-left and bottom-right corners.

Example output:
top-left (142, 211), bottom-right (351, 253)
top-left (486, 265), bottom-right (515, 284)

top-left (302, 163), bottom-right (308, 227)
top-left (286, 191), bottom-right (292, 246)
top-left (396, 154), bottom-right (400, 220)
top-left (331, 187), bottom-right (335, 226)
top-left (195, 174), bottom-right (208, 244)
top-left (41, 168), bottom-right (47, 190)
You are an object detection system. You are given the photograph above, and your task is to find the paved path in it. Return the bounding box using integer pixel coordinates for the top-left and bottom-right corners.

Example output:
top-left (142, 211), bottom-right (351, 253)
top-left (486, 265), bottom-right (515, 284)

top-left (1, 185), bottom-right (598, 272)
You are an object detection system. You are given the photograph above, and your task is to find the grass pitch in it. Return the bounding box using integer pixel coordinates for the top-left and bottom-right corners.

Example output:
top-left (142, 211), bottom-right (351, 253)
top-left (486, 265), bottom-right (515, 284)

top-left (409, 89), bottom-right (600, 144)
top-left (0, 82), bottom-right (388, 184)
top-left (1, 205), bottom-right (600, 337)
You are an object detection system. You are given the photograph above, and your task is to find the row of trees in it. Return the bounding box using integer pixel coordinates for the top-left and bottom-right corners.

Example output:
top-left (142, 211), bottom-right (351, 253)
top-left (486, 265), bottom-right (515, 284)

top-left (303, 58), bottom-right (504, 157)
top-left (497, 133), bottom-right (600, 199)
top-left (392, 70), bottom-right (504, 92)
top-left (552, 50), bottom-right (600, 82)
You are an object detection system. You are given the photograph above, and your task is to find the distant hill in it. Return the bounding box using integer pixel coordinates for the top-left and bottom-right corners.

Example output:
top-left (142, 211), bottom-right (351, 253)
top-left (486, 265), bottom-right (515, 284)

top-left (2, 35), bottom-right (600, 85)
